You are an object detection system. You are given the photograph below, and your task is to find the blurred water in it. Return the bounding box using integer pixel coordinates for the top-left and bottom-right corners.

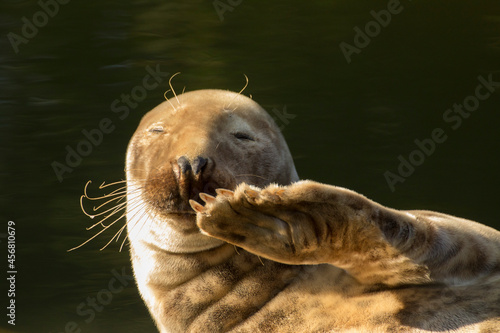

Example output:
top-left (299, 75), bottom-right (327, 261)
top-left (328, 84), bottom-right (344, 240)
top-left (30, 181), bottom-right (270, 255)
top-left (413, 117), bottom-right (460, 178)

top-left (1, 0), bottom-right (499, 332)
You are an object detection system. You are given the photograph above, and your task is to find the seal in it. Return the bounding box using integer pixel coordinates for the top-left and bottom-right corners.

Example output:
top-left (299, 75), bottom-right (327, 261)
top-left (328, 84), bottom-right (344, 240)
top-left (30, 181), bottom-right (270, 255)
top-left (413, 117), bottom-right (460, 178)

top-left (126, 89), bottom-right (500, 332)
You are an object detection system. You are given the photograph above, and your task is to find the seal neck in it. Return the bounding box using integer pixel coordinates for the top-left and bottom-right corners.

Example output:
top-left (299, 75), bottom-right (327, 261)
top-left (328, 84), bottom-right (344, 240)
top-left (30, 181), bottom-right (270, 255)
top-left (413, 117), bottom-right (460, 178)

top-left (126, 210), bottom-right (224, 254)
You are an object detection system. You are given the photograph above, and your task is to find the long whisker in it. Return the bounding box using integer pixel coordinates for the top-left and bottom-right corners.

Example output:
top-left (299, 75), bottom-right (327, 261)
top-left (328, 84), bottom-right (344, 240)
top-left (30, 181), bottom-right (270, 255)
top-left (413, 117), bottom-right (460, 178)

top-left (82, 198), bottom-right (126, 220)
top-left (90, 203), bottom-right (126, 229)
top-left (99, 213), bottom-right (128, 250)
top-left (119, 235), bottom-right (129, 252)
top-left (123, 199), bottom-right (150, 245)
top-left (163, 89), bottom-right (177, 111)
top-left (80, 181), bottom-right (143, 218)
top-left (226, 74), bottom-right (249, 110)
top-left (93, 195), bottom-right (126, 212)
top-left (90, 186), bottom-right (144, 228)
top-left (115, 224), bottom-right (127, 244)
top-left (71, 179), bottom-right (148, 251)
top-left (99, 180), bottom-right (127, 189)
top-left (237, 74), bottom-right (249, 95)
top-left (68, 217), bottom-right (122, 252)
top-left (83, 180), bottom-right (127, 201)
top-left (169, 72), bottom-right (181, 106)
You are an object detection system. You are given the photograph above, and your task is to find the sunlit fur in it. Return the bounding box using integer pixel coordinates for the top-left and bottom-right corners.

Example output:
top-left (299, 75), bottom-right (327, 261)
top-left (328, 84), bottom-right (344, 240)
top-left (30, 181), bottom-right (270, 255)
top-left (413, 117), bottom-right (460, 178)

top-left (78, 86), bottom-right (500, 332)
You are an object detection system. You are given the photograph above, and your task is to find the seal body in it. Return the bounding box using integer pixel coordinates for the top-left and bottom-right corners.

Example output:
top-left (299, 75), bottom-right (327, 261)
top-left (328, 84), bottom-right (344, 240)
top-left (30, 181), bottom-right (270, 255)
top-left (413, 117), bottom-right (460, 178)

top-left (126, 90), bottom-right (500, 332)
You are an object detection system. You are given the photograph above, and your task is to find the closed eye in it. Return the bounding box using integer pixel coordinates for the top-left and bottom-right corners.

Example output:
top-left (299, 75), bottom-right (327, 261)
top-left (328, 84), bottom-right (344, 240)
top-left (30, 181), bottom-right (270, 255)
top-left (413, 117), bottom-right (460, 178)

top-left (232, 132), bottom-right (255, 141)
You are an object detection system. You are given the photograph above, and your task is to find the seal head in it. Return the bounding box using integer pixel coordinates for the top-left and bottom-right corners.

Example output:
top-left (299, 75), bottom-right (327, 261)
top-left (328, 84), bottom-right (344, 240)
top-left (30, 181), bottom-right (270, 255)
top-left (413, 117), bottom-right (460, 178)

top-left (126, 89), bottom-right (298, 253)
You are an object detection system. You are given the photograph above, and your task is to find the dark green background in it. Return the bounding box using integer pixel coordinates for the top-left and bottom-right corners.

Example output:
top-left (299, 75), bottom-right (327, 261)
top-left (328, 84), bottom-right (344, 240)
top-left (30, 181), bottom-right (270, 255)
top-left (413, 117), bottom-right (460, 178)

top-left (1, 0), bottom-right (499, 332)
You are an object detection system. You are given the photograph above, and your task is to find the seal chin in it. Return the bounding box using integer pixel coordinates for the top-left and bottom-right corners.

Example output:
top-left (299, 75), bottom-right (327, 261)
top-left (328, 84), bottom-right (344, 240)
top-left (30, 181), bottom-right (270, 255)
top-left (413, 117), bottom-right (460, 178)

top-left (155, 207), bottom-right (200, 233)
top-left (127, 203), bottom-right (223, 253)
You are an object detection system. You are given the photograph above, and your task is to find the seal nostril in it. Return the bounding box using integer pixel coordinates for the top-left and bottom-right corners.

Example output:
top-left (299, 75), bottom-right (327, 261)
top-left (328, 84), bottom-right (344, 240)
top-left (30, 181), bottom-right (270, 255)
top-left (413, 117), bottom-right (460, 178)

top-left (176, 156), bottom-right (208, 176)
top-left (192, 156), bottom-right (208, 175)
top-left (177, 156), bottom-right (192, 174)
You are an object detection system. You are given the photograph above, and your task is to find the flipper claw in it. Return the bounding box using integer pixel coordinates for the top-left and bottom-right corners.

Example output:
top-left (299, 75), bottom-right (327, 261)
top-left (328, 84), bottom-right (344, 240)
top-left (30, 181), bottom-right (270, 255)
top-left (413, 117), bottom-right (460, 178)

top-left (189, 199), bottom-right (206, 213)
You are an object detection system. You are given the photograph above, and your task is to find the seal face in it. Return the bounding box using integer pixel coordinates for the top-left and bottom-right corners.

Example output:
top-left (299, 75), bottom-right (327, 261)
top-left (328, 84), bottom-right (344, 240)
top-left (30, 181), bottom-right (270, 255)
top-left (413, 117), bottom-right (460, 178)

top-left (126, 89), bottom-right (298, 253)
top-left (126, 89), bottom-right (500, 333)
